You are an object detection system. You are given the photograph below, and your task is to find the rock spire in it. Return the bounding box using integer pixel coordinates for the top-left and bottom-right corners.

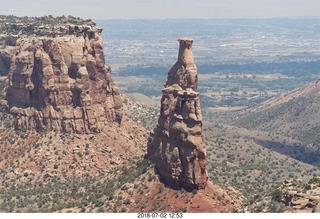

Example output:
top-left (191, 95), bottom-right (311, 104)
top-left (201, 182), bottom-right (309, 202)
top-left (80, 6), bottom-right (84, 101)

top-left (147, 38), bottom-right (208, 190)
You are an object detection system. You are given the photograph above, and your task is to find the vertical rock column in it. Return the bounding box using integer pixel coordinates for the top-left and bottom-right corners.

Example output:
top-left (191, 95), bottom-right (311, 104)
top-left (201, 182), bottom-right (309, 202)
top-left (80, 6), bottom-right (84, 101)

top-left (148, 38), bottom-right (208, 190)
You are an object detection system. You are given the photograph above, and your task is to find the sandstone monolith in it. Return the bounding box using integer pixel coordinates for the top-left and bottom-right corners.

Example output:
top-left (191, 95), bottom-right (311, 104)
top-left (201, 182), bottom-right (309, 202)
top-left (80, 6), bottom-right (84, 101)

top-left (148, 38), bottom-right (208, 190)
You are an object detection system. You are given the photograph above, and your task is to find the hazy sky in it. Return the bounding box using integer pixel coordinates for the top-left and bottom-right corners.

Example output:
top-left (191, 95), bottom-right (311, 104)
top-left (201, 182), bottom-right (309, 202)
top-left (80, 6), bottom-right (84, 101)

top-left (1, 0), bottom-right (320, 19)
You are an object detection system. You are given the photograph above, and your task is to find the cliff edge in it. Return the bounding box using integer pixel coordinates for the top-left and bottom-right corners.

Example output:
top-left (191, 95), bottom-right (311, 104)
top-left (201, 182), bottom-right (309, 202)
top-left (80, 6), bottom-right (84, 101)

top-left (0, 16), bottom-right (123, 133)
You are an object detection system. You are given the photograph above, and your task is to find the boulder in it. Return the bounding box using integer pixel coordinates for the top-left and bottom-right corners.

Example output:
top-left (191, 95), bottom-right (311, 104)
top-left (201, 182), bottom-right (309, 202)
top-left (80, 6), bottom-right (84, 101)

top-left (291, 199), bottom-right (309, 209)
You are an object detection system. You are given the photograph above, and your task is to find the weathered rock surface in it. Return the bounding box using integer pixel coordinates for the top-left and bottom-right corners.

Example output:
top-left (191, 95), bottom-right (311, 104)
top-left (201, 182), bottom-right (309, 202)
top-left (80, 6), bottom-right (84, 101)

top-left (0, 18), bottom-right (123, 133)
top-left (282, 178), bottom-right (320, 212)
top-left (237, 178), bottom-right (320, 213)
top-left (147, 38), bottom-right (208, 190)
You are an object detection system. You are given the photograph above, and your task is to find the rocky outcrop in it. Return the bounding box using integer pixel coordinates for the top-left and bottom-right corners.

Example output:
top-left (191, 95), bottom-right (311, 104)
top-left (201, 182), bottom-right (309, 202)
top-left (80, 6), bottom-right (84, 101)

top-left (0, 41), bottom-right (15, 76)
top-left (0, 18), bottom-right (123, 133)
top-left (282, 178), bottom-right (320, 212)
top-left (147, 38), bottom-right (208, 191)
top-left (237, 178), bottom-right (320, 213)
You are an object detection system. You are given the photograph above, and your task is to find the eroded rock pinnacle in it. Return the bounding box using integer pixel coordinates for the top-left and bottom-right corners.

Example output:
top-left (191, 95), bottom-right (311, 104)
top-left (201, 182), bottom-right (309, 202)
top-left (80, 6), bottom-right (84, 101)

top-left (148, 38), bottom-right (208, 191)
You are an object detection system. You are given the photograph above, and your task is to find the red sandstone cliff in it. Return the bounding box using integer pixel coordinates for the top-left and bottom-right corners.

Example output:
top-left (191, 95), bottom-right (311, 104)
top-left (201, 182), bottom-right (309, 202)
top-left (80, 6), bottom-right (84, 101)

top-left (0, 21), bottom-right (123, 133)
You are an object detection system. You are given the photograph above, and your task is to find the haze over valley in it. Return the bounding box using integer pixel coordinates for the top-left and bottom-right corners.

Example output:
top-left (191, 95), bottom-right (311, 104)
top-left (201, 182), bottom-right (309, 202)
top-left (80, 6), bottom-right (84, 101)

top-left (98, 18), bottom-right (320, 116)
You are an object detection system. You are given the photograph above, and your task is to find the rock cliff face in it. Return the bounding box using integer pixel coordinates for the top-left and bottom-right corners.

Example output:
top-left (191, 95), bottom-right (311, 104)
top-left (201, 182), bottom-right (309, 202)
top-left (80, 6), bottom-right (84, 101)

top-left (0, 19), bottom-right (123, 133)
top-left (147, 38), bottom-right (208, 190)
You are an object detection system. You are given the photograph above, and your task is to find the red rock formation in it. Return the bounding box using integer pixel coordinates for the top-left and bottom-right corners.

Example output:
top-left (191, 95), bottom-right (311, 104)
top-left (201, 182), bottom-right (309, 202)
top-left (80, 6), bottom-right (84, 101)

top-left (0, 37), bottom-right (16, 76)
top-left (148, 38), bottom-right (208, 191)
top-left (1, 24), bottom-right (123, 133)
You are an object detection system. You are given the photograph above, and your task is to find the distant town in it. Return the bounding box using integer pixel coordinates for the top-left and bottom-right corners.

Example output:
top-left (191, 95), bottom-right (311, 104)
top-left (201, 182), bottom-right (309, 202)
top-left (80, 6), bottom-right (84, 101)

top-left (97, 18), bottom-right (320, 71)
top-left (96, 18), bottom-right (320, 112)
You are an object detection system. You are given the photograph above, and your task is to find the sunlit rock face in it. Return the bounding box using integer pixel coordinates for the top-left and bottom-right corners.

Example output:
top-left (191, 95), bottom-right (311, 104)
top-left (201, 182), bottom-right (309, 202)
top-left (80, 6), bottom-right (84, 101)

top-left (1, 24), bottom-right (123, 133)
top-left (148, 38), bottom-right (208, 191)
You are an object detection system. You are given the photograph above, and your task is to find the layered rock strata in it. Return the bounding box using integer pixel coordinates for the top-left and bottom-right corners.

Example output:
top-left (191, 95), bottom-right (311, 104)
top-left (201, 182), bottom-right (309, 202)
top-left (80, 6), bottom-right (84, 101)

top-left (0, 21), bottom-right (123, 133)
top-left (148, 38), bottom-right (208, 190)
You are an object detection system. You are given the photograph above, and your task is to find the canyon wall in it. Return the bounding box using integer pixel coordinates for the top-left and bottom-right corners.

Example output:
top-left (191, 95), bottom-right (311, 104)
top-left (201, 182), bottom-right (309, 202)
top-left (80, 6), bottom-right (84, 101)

top-left (0, 19), bottom-right (123, 133)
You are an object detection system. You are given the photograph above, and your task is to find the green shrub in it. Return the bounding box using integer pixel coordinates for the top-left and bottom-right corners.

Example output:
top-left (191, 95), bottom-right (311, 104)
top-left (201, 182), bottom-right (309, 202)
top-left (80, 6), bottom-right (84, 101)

top-left (124, 198), bottom-right (131, 205)
top-left (304, 184), bottom-right (311, 190)
top-left (270, 188), bottom-right (282, 202)
top-left (158, 185), bottom-right (164, 193)
top-left (309, 177), bottom-right (320, 184)
top-left (192, 189), bottom-right (198, 195)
